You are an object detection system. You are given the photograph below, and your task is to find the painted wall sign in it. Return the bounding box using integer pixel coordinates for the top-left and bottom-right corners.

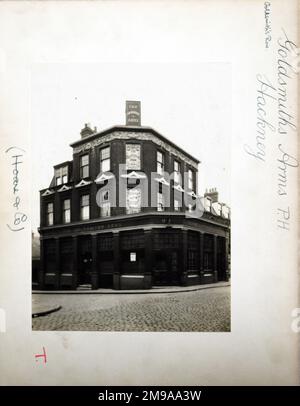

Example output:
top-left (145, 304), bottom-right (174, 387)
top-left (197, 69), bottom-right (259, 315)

top-left (126, 100), bottom-right (141, 126)
top-left (126, 144), bottom-right (141, 170)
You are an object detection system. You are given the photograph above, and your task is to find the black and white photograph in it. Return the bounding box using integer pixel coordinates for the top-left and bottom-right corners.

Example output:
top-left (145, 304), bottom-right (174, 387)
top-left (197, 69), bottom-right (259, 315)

top-left (31, 63), bottom-right (231, 332)
top-left (0, 0), bottom-right (299, 391)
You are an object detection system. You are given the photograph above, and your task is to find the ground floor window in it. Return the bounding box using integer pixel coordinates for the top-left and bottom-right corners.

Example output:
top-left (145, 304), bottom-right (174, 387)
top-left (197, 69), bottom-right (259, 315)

top-left (188, 250), bottom-right (198, 270)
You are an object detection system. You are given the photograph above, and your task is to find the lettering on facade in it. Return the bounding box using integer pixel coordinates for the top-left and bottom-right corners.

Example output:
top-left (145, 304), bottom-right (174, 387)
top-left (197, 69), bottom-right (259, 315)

top-left (126, 144), bottom-right (141, 170)
top-left (126, 100), bottom-right (141, 126)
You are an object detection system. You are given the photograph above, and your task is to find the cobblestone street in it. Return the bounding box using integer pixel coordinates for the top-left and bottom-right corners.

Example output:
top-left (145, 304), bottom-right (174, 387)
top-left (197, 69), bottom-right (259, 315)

top-left (32, 286), bottom-right (230, 332)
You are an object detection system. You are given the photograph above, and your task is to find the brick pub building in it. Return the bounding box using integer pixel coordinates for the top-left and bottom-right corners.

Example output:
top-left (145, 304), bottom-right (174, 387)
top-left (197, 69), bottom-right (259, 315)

top-left (37, 101), bottom-right (230, 290)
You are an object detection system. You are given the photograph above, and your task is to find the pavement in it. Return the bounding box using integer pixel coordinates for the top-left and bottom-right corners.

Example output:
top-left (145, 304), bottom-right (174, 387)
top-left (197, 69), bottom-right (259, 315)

top-left (32, 281), bottom-right (230, 295)
top-left (32, 284), bottom-right (230, 331)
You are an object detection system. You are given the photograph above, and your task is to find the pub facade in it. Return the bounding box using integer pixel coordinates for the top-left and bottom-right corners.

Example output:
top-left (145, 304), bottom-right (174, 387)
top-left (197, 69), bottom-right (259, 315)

top-left (37, 101), bottom-right (230, 290)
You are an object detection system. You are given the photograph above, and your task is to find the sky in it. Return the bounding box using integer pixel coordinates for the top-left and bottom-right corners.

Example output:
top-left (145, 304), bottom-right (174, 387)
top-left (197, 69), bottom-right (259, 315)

top-left (31, 62), bottom-right (231, 232)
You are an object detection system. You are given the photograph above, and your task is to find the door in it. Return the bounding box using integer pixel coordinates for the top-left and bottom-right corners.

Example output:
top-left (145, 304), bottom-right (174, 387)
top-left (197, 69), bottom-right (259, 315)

top-left (79, 251), bottom-right (92, 285)
top-left (153, 250), bottom-right (180, 286)
top-left (170, 251), bottom-right (180, 284)
top-left (153, 251), bottom-right (168, 285)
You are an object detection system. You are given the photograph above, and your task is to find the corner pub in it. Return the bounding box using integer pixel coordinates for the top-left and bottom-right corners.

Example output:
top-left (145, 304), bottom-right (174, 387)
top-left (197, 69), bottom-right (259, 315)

top-left (37, 101), bottom-right (230, 290)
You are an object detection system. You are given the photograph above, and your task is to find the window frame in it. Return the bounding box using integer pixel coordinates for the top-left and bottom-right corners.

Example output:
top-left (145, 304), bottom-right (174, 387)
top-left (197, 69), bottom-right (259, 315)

top-left (174, 198), bottom-right (180, 211)
top-left (80, 194), bottom-right (90, 221)
top-left (188, 168), bottom-right (194, 190)
top-left (157, 150), bottom-right (164, 175)
top-left (55, 166), bottom-right (68, 186)
top-left (174, 159), bottom-right (181, 184)
top-left (80, 154), bottom-right (90, 179)
top-left (63, 198), bottom-right (71, 224)
top-left (100, 189), bottom-right (111, 217)
top-left (100, 146), bottom-right (111, 173)
top-left (157, 191), bottom-right (165, 212)
top-left (46, 202), bottom-right (54, 226)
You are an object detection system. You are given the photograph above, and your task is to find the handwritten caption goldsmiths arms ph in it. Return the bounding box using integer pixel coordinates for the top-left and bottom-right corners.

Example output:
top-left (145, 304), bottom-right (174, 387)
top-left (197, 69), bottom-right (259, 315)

top-left (244, 29), bottom-right (299, 231)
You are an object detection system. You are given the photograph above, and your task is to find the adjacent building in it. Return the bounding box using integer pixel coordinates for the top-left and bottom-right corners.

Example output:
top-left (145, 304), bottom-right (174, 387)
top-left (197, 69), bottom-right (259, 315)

top-left (37, 101), bottom-right (230, 290)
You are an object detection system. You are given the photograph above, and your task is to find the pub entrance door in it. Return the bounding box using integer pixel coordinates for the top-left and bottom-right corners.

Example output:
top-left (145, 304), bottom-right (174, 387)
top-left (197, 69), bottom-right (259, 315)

top-left (78, 236), bottom-right (93, 287)
top-left (153, 250), bottom-right (180, 286)
top-left (78, 251), bottom-right (92, 285)
top-left (170, 250), bottom-right (180, 285)
top-left (217, 238), bottom-right (227, 281)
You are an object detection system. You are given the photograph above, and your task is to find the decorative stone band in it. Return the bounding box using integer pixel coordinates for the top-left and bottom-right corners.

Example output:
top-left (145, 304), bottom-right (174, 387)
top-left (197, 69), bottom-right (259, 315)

top-left (73, 131), bottom-right (198, 170)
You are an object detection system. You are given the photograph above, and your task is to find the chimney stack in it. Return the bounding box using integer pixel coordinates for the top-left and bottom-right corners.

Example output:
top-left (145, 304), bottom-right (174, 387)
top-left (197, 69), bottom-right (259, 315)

top-left (204, 187), bottom-right (219, 203)
top-left (80, 123), bottom-right (94, 138)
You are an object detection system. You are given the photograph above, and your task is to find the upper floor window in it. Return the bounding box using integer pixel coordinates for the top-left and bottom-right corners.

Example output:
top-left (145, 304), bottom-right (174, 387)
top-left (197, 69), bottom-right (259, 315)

top-left (100, 146), bottom-right (110, 172)
top-left (46, 202), bottom-right (54, 226)
top-left (188, 169), bottom-right (194, 190)
top-left (80, 154), bottom-right (89, 179)
top-left (157, 191), bottom-right (165, 212)
top-left (157, 151), bottom-right (164, 175)
top-left (80, 194), bottom-right (90, 220)
top-left (63, 199), bottom-right (71, 224)
top-left (188, 203), bottom-right (193, 213)
top-left (126, 188), bottom-right (142, 214)
top-left (55, 166), bottom-right (68, 186)
top-left (174, 198), bottom-right (180, 211)
top-left (174, 160), bottom-right (181, 184)
top-left (126, 144), bottom-right (141, 170)
top-left (100, 190), bottom-right (111, 217)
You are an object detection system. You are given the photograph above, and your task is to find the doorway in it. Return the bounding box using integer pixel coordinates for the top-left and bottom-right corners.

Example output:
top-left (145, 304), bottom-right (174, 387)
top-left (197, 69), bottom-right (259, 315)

top-left (78, 251), bottom-right (92, 285)
top-left (153, 250), bottom-right (180, 286)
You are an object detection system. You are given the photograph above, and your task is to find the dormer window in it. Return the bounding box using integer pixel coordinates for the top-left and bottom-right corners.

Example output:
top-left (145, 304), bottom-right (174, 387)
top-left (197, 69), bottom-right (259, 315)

top-left (55, 166), bottom-right (68, 186)
top-left (80, 154), bottom-right (89, 179)
top-left (100, 146), bottom-right (110, 172)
